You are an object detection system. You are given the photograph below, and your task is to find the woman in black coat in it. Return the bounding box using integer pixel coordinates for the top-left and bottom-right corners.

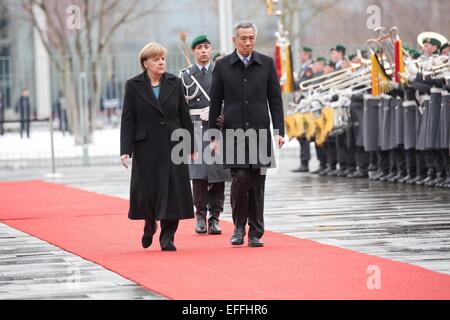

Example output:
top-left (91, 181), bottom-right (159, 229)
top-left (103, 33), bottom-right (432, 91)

top-left (120, 42), bottom-right (196, 251)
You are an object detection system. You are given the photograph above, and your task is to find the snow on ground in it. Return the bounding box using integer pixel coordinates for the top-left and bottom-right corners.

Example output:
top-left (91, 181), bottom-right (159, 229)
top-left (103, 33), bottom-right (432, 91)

top-left (0, 129), bottom-right (120, 161)
top-left (0, 128), bottom-right (302, 161)
top-left (0, 127), bottom-right (307, 172)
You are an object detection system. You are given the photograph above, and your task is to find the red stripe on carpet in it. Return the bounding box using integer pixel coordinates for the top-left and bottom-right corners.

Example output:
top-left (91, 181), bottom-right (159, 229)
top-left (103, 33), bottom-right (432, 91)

top-left (1, 180), bottom-right (450, 299)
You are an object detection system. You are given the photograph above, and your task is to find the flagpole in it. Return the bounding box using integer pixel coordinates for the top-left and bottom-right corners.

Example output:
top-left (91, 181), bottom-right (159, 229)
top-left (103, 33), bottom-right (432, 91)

top-left (271, 1), bottom-right (291, 117)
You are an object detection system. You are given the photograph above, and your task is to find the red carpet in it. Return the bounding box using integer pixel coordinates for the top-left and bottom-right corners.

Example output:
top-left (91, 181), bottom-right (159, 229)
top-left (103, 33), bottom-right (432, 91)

top-left (1, 180), bottom-right (450, 299)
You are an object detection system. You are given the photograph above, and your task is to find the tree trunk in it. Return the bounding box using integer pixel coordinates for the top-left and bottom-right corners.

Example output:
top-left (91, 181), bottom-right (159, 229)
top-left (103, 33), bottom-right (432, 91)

top-left (88, 59), bottom-right (102, 143)
top-left (62, 62), bottom-right (82, 144)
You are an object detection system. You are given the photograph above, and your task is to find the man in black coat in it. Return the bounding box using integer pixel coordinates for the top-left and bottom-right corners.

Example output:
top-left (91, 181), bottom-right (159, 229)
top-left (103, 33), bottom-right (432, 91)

top-left (209, 20), bottom-right (285, 248)
top-left (0, 92), bottom-right (4, 136)
top-left (15, 88), bottom-right (31, 139)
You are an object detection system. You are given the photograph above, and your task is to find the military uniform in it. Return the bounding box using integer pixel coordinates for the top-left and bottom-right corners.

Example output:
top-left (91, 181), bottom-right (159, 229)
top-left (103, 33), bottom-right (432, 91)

top-left (181, 36), bottom-right (231, 235)
top-left (292, 47), bottom-right (314, 173)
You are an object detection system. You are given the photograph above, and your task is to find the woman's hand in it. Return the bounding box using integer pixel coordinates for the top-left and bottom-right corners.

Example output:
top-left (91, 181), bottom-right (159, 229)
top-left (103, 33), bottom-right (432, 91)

top-left (121, 154), bottom-right (130, 169)
top-left (275, 135), bottom-right (285, 149)
top-left (210, 140), bottom-right (220, 155)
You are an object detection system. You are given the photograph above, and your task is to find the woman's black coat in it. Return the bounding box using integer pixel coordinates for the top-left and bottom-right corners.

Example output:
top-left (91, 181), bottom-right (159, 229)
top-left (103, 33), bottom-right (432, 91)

top-left (120, 71), bottom-right (195, 221)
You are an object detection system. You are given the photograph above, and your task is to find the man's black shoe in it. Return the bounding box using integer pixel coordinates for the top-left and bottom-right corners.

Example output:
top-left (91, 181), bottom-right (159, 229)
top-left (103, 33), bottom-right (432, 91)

top-left (230, 228), bottom-right (245, 246)
top-left (161, 243), bottom-right (177, 251)
top-left (248, 237), bottom-right (264, 247)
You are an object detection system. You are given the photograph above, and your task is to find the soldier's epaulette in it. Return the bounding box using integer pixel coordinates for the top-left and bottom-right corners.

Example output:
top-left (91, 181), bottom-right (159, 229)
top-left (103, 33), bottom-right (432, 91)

top-left (179, 65), bottom-right (194, 77)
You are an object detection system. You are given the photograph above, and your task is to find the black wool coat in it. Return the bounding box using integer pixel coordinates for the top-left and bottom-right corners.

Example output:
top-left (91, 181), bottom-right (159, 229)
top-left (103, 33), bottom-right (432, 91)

top-left (209, 50), bottom-right (285, 169)
top-left (120, 71), bottom-right (195, 221)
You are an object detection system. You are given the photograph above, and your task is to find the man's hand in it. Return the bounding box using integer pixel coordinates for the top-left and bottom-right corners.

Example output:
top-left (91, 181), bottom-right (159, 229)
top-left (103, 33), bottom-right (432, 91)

top-left (191, 152), bottom-right (199, 161)
top-left (216, 115), bottom-right (224, 129)
top-left (120, 154), bottom-right (130, 169)
top-left (275, 135), bottom-right (285, 149)
top-left (210, 140), bottom-right (220, 155)
top-left (200, 107), bottom-right (209, 121)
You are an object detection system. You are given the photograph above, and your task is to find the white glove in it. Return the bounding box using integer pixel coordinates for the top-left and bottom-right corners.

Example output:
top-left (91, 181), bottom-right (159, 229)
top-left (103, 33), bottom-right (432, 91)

top-left (200, 107), bottom-right (210, 121)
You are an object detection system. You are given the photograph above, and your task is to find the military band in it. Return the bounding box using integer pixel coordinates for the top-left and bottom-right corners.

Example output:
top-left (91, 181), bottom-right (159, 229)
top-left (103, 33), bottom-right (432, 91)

top-left (287, 28), bottom-right (450, 188)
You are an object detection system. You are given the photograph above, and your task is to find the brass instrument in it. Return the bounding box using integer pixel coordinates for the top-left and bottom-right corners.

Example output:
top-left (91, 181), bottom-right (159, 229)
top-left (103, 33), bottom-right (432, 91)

top-left (422, 55), bottom-right (450, 77)
top-left (299, 63), bottom-right (362, 91)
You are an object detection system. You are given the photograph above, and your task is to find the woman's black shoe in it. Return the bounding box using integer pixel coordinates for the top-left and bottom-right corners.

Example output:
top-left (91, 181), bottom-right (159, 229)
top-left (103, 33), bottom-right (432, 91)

top-left (142, 220), bottom-right (157, 249)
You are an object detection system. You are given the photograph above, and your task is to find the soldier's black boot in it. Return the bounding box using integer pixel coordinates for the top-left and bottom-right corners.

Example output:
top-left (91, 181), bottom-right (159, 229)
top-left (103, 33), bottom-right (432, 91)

top-left (379, 171), bottom-right (396, 182)
top-left (388, 170), bottom-right (405, 183)
top-left (407, 167), bottom-right (426, 184)
top-left (195, 211), bottom-right (207, 234)
top-left (311, 163), bottom-right (327, 174)
top-left (341, 167), bottom-right (355, 177)
top-left (347, 168), bottom-right (368, 178)
top-left (438, 169), bottom-right (450, 188)
top-left (426, 171), bottom-right (446, 187)
top-left (370, 169), bottom-right (385, 181)
top-left (416, 169), bottom-right (436, 186)
top-left (398, 170), bottom-right (414, 184)
top-left (328, 167), bottom-right (341, 177)
top-left (319, 165), bottom-right (336, 176)
top-left (292, 160), bottom-right (309, 173)
top-left (208, 212), bottom-right (222, 235)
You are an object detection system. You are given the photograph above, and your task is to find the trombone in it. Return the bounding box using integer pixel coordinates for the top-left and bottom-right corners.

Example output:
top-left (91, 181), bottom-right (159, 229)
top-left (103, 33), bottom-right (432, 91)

top-left (299, 62), bottom-right (363, 91)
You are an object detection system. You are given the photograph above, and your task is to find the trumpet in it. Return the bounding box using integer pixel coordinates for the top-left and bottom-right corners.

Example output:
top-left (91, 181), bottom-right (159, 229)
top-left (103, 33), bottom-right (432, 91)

top-left (422, 55), bottom-right (450, 77)
top-left (299, 62), bottom-right (363, 91)
top-left (408, 55), bottom-right (449, 76)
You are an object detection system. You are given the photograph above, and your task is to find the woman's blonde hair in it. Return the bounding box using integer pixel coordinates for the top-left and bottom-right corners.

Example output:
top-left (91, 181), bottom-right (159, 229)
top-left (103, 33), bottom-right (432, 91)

top-left (139, 42), bottom-right (167, 70)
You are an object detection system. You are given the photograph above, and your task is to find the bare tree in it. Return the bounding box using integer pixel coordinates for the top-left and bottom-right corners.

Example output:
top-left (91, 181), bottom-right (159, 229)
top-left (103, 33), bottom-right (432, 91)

top-left (263, 0), bottom-right (341, 47)
top-left (23, 0), bottom-right (162, 143)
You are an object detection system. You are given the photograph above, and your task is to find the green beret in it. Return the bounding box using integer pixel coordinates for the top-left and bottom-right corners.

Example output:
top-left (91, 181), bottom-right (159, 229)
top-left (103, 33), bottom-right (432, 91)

top-left (316, 56), bottom-right (326, 62)
top-left (301, 46), bottom-right (312, 53)
top-left (348, 54), bottom-right (356, 60)
top-left (330, 45), bottom-right (346, 55)
top-left (423, 37), bottom-right (441, 48)
top-left (441, 42), bottom-right (449, 52)
top-left (191, 35), bottom-right (211, 49)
